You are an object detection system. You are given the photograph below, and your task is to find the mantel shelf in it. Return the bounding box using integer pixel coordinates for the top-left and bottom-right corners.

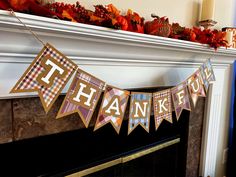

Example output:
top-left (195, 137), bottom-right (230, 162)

top-left (0, 10), bottom-right (236, 67)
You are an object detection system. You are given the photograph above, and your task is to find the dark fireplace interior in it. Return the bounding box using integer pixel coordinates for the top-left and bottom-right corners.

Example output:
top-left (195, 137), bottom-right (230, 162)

top-left (0, 87), bottom-right (205, 177)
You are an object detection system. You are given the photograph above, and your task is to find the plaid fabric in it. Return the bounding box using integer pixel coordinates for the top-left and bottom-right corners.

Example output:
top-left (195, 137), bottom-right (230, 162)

top-left (57, 68), bottom-right (105, 127)
top-left (128, 93), bottom-right (152, 134)
top-left (171, 82), bottom-right (191, 120)
top-left (12, 43), bottom-right (77, 112)
top-left (153, 89), bottom-right (172, 130)
top-left (200, 59), bottom-right (216, 92)
top-left (187, 69), bottom-right (206, 107)
top-left (94, 85), bottom-right (129, 134)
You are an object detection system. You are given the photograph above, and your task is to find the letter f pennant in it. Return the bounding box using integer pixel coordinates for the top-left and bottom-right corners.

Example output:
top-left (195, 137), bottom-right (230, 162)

top-left (10, 43), bottom-right (77, 113)
top-left (57, 68), bottom-right (105, 128)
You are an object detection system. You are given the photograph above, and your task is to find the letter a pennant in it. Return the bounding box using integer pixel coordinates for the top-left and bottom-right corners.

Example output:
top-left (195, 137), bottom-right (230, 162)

top-left (10, 43), bottom-right (77, 113)
top-left (153, 89), bottom-right (172, 130)
top-left (94, 85), bottom-right (129, 134)
top-left (171, 82), bottom-right (191, 120)
top-left (200, 59), bottom-right (216, 92)
top-left (187, 69), bottom-right (206, 107)
top-left (57, 68), bottom-right (105, 128)
top-left (128, 92), bottom-right (152, 135)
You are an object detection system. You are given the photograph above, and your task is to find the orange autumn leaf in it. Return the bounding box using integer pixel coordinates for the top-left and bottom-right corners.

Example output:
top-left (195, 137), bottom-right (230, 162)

top-left (106, 4), bottom-right (120, 17)
top-left (112, 18), bottom-right (118, 26)
top-left (62, 10), bottom-right (77, 22)
top-left (90, 14), bottom-right (104, 22)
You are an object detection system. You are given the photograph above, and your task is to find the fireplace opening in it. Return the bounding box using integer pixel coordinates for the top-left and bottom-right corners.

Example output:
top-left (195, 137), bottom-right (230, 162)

top-left (0, 87), bottom-right (205, 177)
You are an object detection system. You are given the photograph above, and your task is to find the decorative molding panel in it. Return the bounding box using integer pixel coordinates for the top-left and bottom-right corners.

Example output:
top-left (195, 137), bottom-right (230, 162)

top-left (0, 10), bottom-right (235, 177)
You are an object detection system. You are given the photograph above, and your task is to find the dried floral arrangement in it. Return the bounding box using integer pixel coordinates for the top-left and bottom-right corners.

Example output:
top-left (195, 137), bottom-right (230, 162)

top-left (0, 0), bottom-right (227, 49)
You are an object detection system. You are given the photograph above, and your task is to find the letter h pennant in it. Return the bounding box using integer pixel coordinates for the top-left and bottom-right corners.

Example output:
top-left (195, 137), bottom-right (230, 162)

top-left (94, 85), bottom-right (129, 134)
top-left (128, 92), bottom-right (152, 135)
top-left (10, 43), bottom-right (77, 113)
top-left (57, 68), bottom-right (105, 128)
top-left (153, 89), bottom-right (172, 130)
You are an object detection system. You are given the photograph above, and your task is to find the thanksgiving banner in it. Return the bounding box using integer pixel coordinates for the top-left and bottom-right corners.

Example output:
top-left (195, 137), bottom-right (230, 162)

top-left (11, 44), bottom-right (215, 134)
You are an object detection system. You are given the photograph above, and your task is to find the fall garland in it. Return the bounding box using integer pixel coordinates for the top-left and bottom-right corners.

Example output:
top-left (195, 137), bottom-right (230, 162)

top-left (0, 0), bottom-right (227, 49)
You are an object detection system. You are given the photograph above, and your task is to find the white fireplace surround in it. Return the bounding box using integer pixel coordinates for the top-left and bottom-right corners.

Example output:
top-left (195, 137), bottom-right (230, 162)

top-left (0, 10), bottom-right (235, 177)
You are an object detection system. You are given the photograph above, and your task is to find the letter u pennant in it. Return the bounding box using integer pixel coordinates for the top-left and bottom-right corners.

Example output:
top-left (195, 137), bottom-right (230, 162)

top-left (128, 92), bottom-right (152, 135)
top-left (10, 43), bottom-right (77, 113)
top-left (57, 68), bottom-right (105, 128)
top-left (94, 85), bottom-right (129, 134)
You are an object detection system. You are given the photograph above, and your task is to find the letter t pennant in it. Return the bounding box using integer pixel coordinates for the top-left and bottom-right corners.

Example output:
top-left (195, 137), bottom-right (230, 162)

top-left (10, 43), bottom-right (77, 113)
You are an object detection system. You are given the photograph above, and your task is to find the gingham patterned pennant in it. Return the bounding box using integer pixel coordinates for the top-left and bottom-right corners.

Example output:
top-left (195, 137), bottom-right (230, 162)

top-left (187, 69), bottom-right (206, 107)
top-left (128, 92), bottom-right (152, 135)
top-left (153, 89), bottom-right (172, 130)
top-left (200, 59), bottom-right (216, 92)
top-left (10, 43), bottom-right (77, 113)
top-left (94, 85), bottom-right (129, 134)
top-left (171, 82), bottom-right (191, 120)
top-left (57, 68), bottom-right (105, 128)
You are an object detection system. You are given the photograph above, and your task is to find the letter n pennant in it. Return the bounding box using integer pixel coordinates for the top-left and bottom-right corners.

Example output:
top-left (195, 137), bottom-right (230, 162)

top-left (57, 68), bottom-right (105, 128)
top-left (171, 82), bottom-right (191, 120)
top-left (153, 89), bottom-right (172, 130)
top-left (187, 69), bottom-right (206, 107)
top-left (94, 85), bottom-right (129, 134)
top-left (200, 59), bottom-right (216, 92)
top-left (10, 43), bottom-right (77, 113)
top-left (128, 92), bottom-right (152, 135)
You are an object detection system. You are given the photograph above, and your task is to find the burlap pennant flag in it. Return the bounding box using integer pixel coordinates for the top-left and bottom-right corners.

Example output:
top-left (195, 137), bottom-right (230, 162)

top-left (153, 89), bottom-right (172, 130)
top-left (171, 82), bottom-right (191, 120)
top-left (94, 85), bottom-right (129, 134)
top-left (57, 68), bottom-right (105, 127)
top-left (10, 43), bottom-right (77, 113)
top-left (200, 59), bottom-right (216, 92)
top-left (128, 92), bottom-right (152, 135)
top-left (187, 69), bottom-right (206, 107)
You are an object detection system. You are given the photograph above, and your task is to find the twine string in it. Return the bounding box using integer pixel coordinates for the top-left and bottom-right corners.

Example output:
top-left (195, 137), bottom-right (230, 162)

top-left (9, 9), bottom-right (46, 47)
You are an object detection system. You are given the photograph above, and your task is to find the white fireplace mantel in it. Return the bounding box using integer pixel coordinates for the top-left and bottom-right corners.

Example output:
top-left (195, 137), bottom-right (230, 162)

top-left (0, 10), bottom-right (235, 177)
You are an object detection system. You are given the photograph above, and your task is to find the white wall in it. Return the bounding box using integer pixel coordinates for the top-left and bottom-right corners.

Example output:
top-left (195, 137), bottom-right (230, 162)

top-left (56, 0), bottom-right (235, 29)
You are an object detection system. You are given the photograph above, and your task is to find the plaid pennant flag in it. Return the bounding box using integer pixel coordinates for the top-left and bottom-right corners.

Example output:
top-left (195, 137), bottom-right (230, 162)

top-left (128, 92), bottom-right (152, 135)
top-left (187, 69), bottom-right (206, 107)
top-left (153, 89), bottom-right (172, 130)
top-left (10, 43), bottom-right (77, 113)
top-left (171, 82), bottom-right (191, 120)
top-left (200, 59), bottom-right (216, 92)
top-left (57, 68), bottom-right (105, 128)
top-left (94, 85), bottom-right (129, 134)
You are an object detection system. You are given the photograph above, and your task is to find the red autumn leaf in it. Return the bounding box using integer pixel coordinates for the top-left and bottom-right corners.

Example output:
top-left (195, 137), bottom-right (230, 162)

top-left (9, 0), bottom-right (30, 11)
top-left (125, 9), bottom-right (144, 33)
top-left (0, 0), bottom-right (10, 10)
